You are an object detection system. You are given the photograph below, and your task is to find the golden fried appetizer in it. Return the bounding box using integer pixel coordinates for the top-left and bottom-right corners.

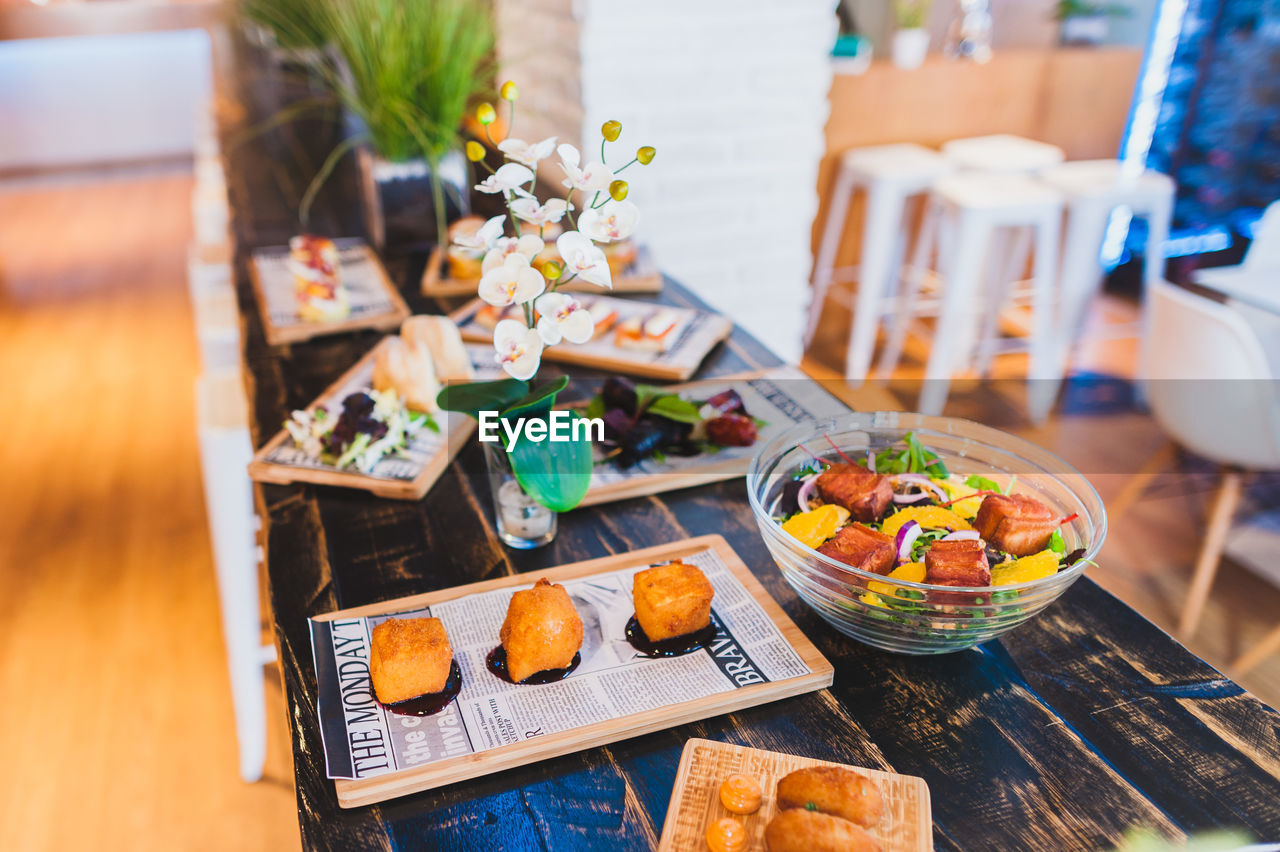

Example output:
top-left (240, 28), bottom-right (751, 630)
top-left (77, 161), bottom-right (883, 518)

top-left (764, 809), bottom-right (881, 852)
top-left (776, 766), bottom-right (884, 829)
top-left (815, 464), bottom-right (893, 523)
top-left (924, 538), bottom-right (991, 588)
top-left (499, 578), bottom-right (584, 683)
top-left (973, 493), bottom-right (1058, 556)
top-left (369, 617), bottom-right (454, 705)
top-left (632, 561), bottom-right (715, 641)
top-left (816, 524), bottom-right (896, 575)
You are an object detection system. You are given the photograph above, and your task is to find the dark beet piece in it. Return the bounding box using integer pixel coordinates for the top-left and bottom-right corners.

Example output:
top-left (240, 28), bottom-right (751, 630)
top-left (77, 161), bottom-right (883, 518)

top-left (601, 376), bottom-right (638, 416)
top-left (602, 407), bottom-right (634, 441)
top-left (705, 388), bottom-right (746, 416)
top-left (618, 419), bottom-right (667, 467)
top-left (342, 392), bottom-right (375, 416)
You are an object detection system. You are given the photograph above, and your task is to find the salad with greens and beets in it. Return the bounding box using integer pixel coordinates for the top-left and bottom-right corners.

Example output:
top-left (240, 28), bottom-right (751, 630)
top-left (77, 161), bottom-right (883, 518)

top-left (284, 389), bottom-right (436, 474)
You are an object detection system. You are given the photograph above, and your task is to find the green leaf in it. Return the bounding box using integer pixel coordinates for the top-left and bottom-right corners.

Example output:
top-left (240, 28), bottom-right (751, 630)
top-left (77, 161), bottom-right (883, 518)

top-left (583, 394), bottom-right (605, 421)
top-left (965, 474), bottom-right (1001, 493)
top-left (1048, 529), bottom-right (1066, 554)
top-left (646, 395), bottom-right (702, 424)
top-left (506, 411), bottom-right (594, 512)
top-left (437, 379), bottom-right (528, 420)
top-left (633, 383), bottom-right (670, 414)
top-left (502, 375), bottom-right (570, 422)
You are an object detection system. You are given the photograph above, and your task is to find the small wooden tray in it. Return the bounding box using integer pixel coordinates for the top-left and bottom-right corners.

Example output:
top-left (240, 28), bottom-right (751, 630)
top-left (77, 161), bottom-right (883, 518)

top-left (576, 367), bottom-right (850, 508)
top-left (247, 338), bottom-right (473, 500)
top-left (657, 739), bottom-right (933, 852)
top-left (249, 238), bottom-right (411, 346)
top-left (421, 244), bottom-right (663, 297)
top-left (450, 294), bottom-right (732, 381)
top-left (314, 535), bottom-right (834, 808)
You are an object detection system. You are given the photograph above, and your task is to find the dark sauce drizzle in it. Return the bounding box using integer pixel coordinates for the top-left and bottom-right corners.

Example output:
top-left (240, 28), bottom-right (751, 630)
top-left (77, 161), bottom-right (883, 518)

top-left (625, 615), bottom-right (717, 658)
top-left (485, 647), bottom-right (581, 684)
top-left (382, 660), bottom-right (462, 717)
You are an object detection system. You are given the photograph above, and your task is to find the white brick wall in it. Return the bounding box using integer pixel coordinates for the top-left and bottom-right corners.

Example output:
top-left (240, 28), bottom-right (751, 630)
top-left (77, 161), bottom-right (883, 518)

top-left (495, 0), bottom-right (837, 363)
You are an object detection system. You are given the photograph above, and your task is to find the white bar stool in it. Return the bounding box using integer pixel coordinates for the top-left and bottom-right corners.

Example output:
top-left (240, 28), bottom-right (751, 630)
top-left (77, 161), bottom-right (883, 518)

top-left (881, 173), bottom-right (1064, 418)
top-left (941, 133), bottom-right (1065, 174)
top-left (1036, 160), bottom-right (1175, 404)
top-left (807, 143), bottom-right (952, 384)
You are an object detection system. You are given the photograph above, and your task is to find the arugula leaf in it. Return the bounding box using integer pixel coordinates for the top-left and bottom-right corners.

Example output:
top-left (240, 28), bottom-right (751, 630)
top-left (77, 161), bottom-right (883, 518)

top-left (583, 394), bottom-right (605, 421)
top-left (966, 474), bottom-right (1001, 493)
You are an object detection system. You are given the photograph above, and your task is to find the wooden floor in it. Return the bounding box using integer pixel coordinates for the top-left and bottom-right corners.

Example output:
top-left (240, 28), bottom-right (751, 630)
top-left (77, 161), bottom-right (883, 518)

top-left (0, 168), bottom-right (300, 852)
top-left (1, 169), bottom-right (1277, 851)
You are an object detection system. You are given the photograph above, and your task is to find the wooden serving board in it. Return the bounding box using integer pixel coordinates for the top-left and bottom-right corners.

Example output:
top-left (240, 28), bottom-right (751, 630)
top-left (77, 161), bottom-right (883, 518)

top-left (658, 738), bottom-right (933, 852)
top-left (450, 294), bottom-right (732, 381)
top-left (576, 366), bottom-right (850, 508)
top-left (312, 535), bottom-right (834, 808)
top-left (421, 244), bottom-right (663, 297)
top-left (249, 238), bottom-right (411, 345)
top-left (247, 337), bottom-right (473, 500)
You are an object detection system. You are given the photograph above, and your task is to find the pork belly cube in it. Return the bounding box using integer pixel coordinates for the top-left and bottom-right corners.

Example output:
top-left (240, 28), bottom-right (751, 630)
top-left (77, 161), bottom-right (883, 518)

top-left (816, 523), bottom-right (896, 575)
top-left (973, 493), bottom-right (1058, 556)
top-left (814, 464), bottom-right (893, 522)
top-left (632, 560), bottom-right (715, 641)
top-left (369, 617), bottom-right (454, 705)
top-left (924, 539), bottom-right (991, 587)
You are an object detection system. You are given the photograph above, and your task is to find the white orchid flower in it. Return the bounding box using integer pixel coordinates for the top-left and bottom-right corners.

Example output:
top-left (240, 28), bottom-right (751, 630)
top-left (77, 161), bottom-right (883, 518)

top-left (556, 230), bottom-right (613, 289)
top-left (451, 214), bottom-right (507, 251)
top-left (510, 197), bottom-right (571, 228)
top-left (497, 136), bottom-right (557, 167)
top-left (493, 319), bottom-right (543, 381)
top-left (475, 162), bottom-right (534, 196)
top-left (577, 200), bottom-right (639, 243)
top-left (557, 143), bottom-right (614, 193)
top-left (482, 234), bottom-right (545, 273)
top-left (535, 293), bottom-right (595, 345)
top-left (477, 253), bottom-right (545, 307)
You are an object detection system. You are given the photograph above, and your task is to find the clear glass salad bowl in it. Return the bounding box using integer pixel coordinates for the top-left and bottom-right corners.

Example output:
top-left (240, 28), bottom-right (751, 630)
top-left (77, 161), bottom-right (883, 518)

top-left (746, 412), bottom-right (1107, 655)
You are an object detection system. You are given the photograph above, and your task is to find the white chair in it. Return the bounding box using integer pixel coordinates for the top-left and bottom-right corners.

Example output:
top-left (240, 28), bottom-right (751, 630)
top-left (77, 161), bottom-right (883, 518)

top-left (197, 369), bottom-right (275, 783)
top-left (1136, 280), bottom-right (1280, 647)
top-left (806, 143), bottom-right (953, 383)
top-left (1193, 200), bottom-right (1280, 302)
top-left (879, 173), bottom-right (1064, 418)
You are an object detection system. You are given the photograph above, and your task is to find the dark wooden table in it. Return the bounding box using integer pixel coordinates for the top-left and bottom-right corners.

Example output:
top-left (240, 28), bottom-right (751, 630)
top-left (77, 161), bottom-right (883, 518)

top-left (213, 32), bottom-right (1280, 852)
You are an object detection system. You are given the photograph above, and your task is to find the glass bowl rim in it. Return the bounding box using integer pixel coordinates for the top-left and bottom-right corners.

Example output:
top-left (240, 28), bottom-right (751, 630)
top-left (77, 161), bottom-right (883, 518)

top-left (746, 411), bottom-right (1108, 594)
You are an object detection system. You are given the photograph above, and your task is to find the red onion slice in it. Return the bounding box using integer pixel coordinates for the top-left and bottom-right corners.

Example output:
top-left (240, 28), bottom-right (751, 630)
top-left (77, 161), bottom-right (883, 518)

top-left (892, 491), bottom-right (932, 504)
top-left (891, 473), bottom-right (949, 502)
top-left (866, 450), bottom-right (876, 474)
top-left (894, 520), bottom-right (922, 562)
top-left (796, 473), bottom-right (820, 512)
top-left (940, 530), bottom-right (980, 542)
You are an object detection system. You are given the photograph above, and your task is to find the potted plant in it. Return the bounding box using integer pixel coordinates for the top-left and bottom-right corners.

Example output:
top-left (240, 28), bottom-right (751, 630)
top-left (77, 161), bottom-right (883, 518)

top-left (240, 0), bottom-right (330, 63)
top-left (1055, 1), bottom-right (1130, 46)
top-left (300, 0), bottom-right (493, 252)
top-left (438, 83), bottom-right (656, 549)
top-left (891, 0), bottom-right (933, 70)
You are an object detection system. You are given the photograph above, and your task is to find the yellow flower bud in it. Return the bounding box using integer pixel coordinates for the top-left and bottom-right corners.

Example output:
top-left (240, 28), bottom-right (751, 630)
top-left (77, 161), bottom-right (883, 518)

top-left (465, 141), bottom-right (486, 162)
top-left (500, 81), bottom-right (519, 101)
top-left (543, 260), bottom-right (564, 280)
top-left (476, 103), bottom-right (496, 126)
top-left (601, 120), bottom-right (622, 142)
top-left (637, 146), bottom-right (656, 165)
top-left (608, 179), bottom-right (629, 202)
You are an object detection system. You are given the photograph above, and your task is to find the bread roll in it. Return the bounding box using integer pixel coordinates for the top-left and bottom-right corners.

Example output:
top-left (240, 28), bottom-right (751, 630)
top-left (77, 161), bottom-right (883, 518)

top-left (372, 336), bottom-right (440, 413)
top-left (776, 766), bottom-right (884, 828)
top-left (764, 809), bottom-right (880, 852)
top-left (402, 315), bottom-right (473, 383)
